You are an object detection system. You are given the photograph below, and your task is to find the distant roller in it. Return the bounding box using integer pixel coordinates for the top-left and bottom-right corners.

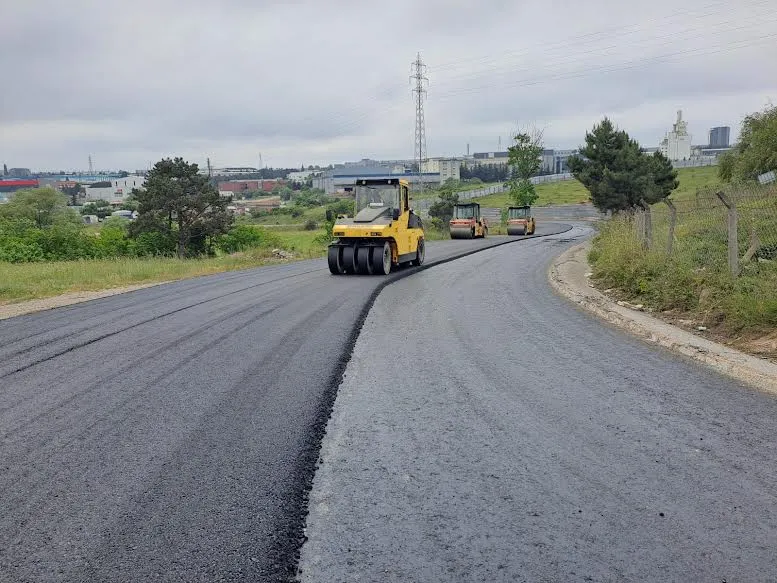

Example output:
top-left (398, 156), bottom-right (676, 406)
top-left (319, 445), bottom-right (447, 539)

top-left (449, 202), bottom-right (488, 240)
top-left (506, 205), bottom-right (536, 236)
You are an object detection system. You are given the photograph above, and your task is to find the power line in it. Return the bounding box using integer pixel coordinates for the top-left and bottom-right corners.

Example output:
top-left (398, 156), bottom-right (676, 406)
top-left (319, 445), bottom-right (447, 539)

top-left (433, 32), bottom-right (777, 101)
top-left (410, 52), bottom-right (429, 185)
top-left (433, 13), bottom-right (777, 87)
top-left (429, 0), bottom-right (772, 73)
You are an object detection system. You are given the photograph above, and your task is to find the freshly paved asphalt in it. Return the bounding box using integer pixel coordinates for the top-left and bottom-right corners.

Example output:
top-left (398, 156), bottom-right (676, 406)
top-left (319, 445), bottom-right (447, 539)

top-left (299, 225), bottom-right (777, 582)
top-left (0, 225), bottom-right (568, 583)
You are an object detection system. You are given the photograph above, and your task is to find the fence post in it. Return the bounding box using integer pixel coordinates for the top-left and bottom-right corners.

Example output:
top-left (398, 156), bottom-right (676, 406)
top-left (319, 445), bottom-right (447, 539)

top-left (742, 227), bottom-right (761, 264)
top-left (640, 199), bottom-right (652, 250)
top-left (715, 191), bottom-right (739, 276)
top-left (664, 199), bottom-right (677, 255)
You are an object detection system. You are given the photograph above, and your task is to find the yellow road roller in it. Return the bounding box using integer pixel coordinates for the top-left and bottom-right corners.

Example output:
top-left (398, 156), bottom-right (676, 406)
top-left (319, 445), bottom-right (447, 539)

top-left (327, 178), bottom-right (425, 275)
top-left (449, 202), bottom-right (488, 239)
top-left (507, 205), bottom-right (536, 236)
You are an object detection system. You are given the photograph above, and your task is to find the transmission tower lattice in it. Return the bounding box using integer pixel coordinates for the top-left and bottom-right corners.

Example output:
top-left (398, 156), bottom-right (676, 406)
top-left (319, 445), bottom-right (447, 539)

top-left (410, 53), bottom-right (428, 186)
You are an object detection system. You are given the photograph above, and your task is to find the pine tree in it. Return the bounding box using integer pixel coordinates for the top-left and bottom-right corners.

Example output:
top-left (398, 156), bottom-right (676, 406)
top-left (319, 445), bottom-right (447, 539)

top-left (130, 157), bottom-right (233, 258)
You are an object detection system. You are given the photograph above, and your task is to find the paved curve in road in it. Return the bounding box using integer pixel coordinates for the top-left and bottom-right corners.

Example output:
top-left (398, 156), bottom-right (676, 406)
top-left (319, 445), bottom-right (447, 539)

top-left (299, 225), bottom-right (777, 582)
top-left (0, 225), bottom-right (568, 583)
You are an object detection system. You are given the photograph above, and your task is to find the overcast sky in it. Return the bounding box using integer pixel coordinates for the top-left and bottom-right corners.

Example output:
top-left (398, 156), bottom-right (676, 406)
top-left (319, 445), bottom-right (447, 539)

top-left (2, 0), bottom-right (776, 172)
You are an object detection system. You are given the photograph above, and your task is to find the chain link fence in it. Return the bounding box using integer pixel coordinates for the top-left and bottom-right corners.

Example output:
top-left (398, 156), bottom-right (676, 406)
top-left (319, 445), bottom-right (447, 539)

top-left (630, 182), bottom-right (777, 277)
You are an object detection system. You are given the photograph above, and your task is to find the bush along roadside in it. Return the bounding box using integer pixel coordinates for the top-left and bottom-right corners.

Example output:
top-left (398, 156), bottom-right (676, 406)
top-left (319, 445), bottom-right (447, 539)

top-left (588, 200), bottom-right (777, 359)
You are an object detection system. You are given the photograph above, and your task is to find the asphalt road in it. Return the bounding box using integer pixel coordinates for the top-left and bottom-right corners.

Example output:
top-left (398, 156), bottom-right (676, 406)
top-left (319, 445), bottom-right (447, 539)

top-left (0, 224), bottom-right (568, 583)
top-left (299, 225), bottom-right (777, 582)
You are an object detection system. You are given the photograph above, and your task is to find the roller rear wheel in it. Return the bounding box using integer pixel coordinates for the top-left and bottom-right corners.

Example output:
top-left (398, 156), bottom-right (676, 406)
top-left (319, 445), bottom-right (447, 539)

top-left (411, 238), bottom-right (425, 266)
top-left (372, 241), bottom-right (392, 275)
top-left (327, 246), bottom-right (344, 274)
top-left (356, 246), bottom-right (373, 275)
top-left (342, 246), bottom-right (357, 274)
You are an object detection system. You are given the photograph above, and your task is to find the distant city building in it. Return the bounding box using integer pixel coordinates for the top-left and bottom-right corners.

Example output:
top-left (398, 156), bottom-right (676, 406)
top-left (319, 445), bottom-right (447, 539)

top-left (84, 175), bottom-right (146, 202)
top-left (467, 151), bottom-right (510, 167)
top-left (0, 179), bottom-right (40, 201)
top-left (708, 126), bottom-right (731, 148)
top-left (312, 165), bottom-right (439, 194)
top-left (213, 167), bottom-right (260, 176)
top-left (541, 149), bottom-right (555, 173)
top-left (217, 179), bottom-right (286, 195)
top-left (552, 149), bottom-right (578, 173)
top-left (287, 170), bottom-right (316, 183)
top-left (659, 110), bottom-right (692, 161)
top-left (421, 158), bottom-right (461, 182)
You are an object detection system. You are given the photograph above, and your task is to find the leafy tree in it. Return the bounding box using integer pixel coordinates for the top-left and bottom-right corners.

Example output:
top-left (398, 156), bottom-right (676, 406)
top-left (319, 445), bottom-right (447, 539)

top-left (80, 199), bottom-right (114, 219)
top-left (90, 181), bottom-right (113, 188)
top-left (569, 118), bottom-right (676, 213)
top-left (118, 170), bottom-right (129, 178)
top-left (62, 182), bottom-right (84, 206)
top-left (130, 157), bottom-right (233, 258)
top-left (120, 193), bottom-right (139, 212)
top-left (428, 189), bottom-right (459, 224)
top-left (0, 187), bottom-right (78, 227)
top-left (719, 103), bottom-right (777, 182)
top-left (506, 129), bottom-right (543, 207)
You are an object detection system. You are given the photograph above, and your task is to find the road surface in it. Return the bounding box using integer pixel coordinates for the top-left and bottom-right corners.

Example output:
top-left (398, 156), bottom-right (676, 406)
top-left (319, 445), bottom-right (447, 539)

top-left (0, 225), bottom-right (567, 583)
top-left (299, 225), bottom-right (777, 582)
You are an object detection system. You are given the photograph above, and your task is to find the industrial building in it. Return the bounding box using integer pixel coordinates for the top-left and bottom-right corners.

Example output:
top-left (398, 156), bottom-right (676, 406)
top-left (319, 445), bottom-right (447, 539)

top-left (659, 110), bottom-right (693, 161)
top-left (84, 175), bottom-right (146, 202)
top-left (421, 158), bottom-right (461, 182)
top-left (708, 126), bottom-right (731, 148)
top-left (312, 165), bottom-right (440, 194)
top-left (0, 178), bottom-right (40, 202)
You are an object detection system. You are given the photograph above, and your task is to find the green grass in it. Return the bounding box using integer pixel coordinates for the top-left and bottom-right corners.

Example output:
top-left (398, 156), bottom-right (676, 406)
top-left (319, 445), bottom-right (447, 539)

top-left (667, 165), bottom-right (721, 201)
top-left (410, 181), bottom-right (503, 201)
top-left (472, 179), bottom-right (591, 207)
top-left (588, 187), bottom-right (777, 355)
top-left (471, 166), bottom-right (723, 208)
top-left (0, 228), bottom-right (326, 304)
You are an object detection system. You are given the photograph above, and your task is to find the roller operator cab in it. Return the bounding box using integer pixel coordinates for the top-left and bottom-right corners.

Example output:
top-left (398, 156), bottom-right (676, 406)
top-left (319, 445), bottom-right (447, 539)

top-left (450, 202), bottom-right (488, 239)
top-left (507, 206), bottom-right (536, 236)
top-left (327, 178), bottom-right (425, 275)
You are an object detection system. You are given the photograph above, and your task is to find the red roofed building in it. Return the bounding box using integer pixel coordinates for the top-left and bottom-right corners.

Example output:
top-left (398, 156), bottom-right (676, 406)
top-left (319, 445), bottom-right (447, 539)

top-left (0, 179), bottom-right (39, 194)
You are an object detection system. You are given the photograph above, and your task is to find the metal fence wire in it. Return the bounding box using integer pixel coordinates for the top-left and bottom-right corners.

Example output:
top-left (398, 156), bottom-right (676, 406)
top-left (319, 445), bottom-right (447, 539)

top-left (630, 182), bottom-right (777, 276)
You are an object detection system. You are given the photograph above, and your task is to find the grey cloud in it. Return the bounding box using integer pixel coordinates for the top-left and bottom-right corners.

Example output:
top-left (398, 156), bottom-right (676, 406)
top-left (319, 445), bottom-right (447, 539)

top-left (1, 0), bottom-right (776, 170)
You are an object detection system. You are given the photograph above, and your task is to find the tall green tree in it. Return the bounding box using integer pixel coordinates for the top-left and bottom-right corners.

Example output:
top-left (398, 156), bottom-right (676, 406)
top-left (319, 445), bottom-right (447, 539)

top-left (130, 157), bottom-right (233, 258)
top-left (568, 118), bottom-right (676, 213)
top-left (506, 130), bottom-right (544, 207)
top-left (0, 187), bottom-right (77, 227)
top-left (428, 185), bottom-right (459, 224)
top-left (719, 103), bottom-right (777, 182)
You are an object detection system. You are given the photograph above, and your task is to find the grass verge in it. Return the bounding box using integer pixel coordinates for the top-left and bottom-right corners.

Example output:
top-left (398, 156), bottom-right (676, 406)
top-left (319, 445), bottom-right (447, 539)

top-left (588, 214), bottom-right (777, 360)
top-left (0, 228), bottom-right (327, 304)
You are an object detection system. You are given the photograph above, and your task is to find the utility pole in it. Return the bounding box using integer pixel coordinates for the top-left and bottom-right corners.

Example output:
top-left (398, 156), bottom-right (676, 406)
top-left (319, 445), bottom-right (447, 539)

top-left (207, 157), bottom-right (212, 178)
top-left (410, 52), bottom-right (428, 190)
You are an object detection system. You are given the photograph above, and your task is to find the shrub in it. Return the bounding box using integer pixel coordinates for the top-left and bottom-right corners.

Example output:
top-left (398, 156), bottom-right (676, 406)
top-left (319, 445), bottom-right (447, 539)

top-left (216, 225), bottom-right (280, 254)
top-left (303, 219), bottom-right (318, 231)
